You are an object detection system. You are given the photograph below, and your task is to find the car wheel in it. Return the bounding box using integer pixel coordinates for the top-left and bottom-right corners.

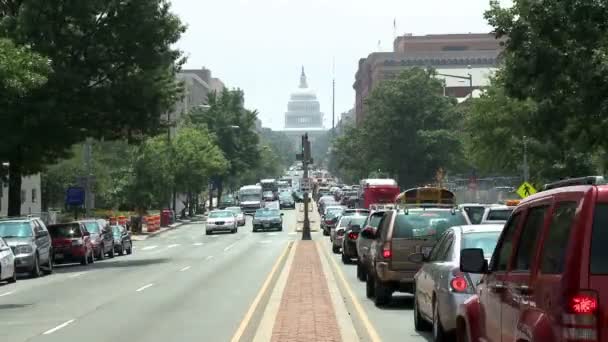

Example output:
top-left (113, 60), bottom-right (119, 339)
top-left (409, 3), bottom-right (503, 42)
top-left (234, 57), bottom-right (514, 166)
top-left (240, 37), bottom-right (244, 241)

top-left (89, 250), bottom-right (95, 263)
top-left (374, 278), bottom-right (392, 307)
top-left (278, 226), bottom-right (283, 232)
top-left (366, 273), bottom-right (375, 299)
top-left (456, 320), bottom-right (470, 342)
top-left (433, 299), bottom-right (450, 342)
top-left (81, 253), bottom-right (89, 266)
top-left (252, 228), bottom-right (257, 233)
top-left (414, 287), bottom-right (432, 331)
top-left (332, 245), bottom-right (340, 254)
top-left (126, 244), bottom-right (133, 255)
top-left (44, 254), bottom-right (53, 274)
top-left (8, 264), bottom-right (17, 283)
top-left (356, 262), bottom-right (367, 282)
top-left (323, 229), bottom-right (329, 236)
top-left (341, 252), bottom-right (351, 264)
top-left (120, 243), bottom-right (125, 256)
top-left (206, 230), bottom-right (212, 235)
top-left (108, 244), bottom-right (115, 258)
top-left (30, 254), bottom-right (41, 278)
top-left (98, 245), bottom-right (105, 260)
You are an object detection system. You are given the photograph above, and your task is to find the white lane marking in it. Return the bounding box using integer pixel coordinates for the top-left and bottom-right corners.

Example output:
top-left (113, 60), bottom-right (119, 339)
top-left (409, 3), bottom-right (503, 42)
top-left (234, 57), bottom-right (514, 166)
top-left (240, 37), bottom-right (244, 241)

top-left (193, 242), bottom-right (204, 246)
top-left (259, 240), bottom-right (272, 244)
top-left (224, 242), bottom-right (237, 252)
top-left (0, 291), bottom-right (15, 297)
top-left (210, 235), bottom-right (220, 238)
top-left (288, 232), bottom-right (297, 235)
top-left (266, 233), bottom-right (278, 236)
top-left (141, 245), bottom-right (158, 250)
top-left (42, 319), bottom-right (75, 335)
top-left (136, 283), bottom-right (154, 292)
top-left (205, 255), bottom-right (214, 261)
top-left (68, 272), bottom-right (85, 278)
top-left (180, 266), bottom-right (191, 272)
top-left (168, 244), bottom-right (180, 249)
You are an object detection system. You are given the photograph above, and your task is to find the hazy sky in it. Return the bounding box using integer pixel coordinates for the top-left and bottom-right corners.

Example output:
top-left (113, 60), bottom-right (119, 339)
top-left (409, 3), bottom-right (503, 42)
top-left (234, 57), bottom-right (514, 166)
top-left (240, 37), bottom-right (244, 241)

top-left (171, 0), bottom-right (511, 130)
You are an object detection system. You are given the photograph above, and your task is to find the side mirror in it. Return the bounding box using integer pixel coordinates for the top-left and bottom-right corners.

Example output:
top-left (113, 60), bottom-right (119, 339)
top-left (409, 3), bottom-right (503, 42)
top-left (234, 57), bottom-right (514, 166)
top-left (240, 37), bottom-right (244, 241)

top-left (83, 231), bottom-right (90, 236)
top-left (460, 248), bottom-right (488, 274)
top-left (408, 252), bottom-right (425, 263)
top-left (360, 227), bottom-right (376, 239)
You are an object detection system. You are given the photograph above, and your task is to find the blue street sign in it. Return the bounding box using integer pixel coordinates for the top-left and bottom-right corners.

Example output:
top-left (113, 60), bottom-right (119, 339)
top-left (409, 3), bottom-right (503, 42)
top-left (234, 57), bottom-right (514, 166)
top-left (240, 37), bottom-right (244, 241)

top-left (66, 186), bottom-right (85, 206)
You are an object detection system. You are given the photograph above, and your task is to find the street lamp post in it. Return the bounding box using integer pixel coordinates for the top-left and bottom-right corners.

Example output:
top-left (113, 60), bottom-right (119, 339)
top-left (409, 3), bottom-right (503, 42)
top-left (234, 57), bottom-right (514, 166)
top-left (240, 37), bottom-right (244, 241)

top-left (436, 65), bottom-right (474, 98)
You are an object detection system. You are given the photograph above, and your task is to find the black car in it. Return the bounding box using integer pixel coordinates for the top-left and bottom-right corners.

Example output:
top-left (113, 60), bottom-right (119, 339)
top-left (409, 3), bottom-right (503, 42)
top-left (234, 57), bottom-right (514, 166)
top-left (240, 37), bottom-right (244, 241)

top-left (111, 225), bottom-right (132, 255)
top-left (279, 193), bottom-right (295, 209)
top-left (341, 216), bottom-right (367, 264)
top-left (79, 219), bottom-right (115, 260)
top-left (253, 208), bottom-right (284, 232)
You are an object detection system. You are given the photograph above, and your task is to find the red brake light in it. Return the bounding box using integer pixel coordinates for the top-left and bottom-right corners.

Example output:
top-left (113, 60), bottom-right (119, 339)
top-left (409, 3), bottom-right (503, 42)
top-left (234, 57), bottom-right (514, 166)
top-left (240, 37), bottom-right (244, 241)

top-left (382, 242), bottom-right (392, 259)
top-left (348, 232), bottom-right (359, 240)
top-left (450, 277), bottom-right (468, 293)
top-left (569, 293), bottom-right (598, 315)
top-left (325, 220), bottom-right (333, 225)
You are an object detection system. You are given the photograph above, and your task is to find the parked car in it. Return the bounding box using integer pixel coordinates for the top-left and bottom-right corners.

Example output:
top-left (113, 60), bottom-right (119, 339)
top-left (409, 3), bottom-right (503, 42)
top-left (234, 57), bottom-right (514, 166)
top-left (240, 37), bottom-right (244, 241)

top-left (279, 192), bottom-right (296, 209)
top-left (48, 222), bottom-right (95, 265)
top-left (0, 237), bottom-right (16, 283)
top-left (321, 206), bottom-right (345, 236)
top-left (252, 208), bottom-right (283, 232)
top-left (331, 214), bottom-right (367, 254)
top-left (411, 224), bottom-right (502, 341)
top-left (356, 210), bottom-right (387, 281)
top-left (457, 176), bottom-right (608, 342)
top-left (226, 206), bottom-right (246, 226)
top-left (0, 217), bottom-right (53, 277)
top-left (340, 216), bottom-right (368, 263)
top-left (111, 225), bottom-right (132, 255)
top-left (79, 219), bottom-right (114, 260)
top-left (206, 210), bottom-right (238, 235)
top-left (363, 206), bottom-right (468, 306)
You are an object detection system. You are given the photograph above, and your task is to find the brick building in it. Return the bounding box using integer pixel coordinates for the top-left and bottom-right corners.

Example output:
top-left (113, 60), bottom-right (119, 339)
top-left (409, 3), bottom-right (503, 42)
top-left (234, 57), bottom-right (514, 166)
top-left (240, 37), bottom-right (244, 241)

top-left (353, 33), bottom-right (503, 125)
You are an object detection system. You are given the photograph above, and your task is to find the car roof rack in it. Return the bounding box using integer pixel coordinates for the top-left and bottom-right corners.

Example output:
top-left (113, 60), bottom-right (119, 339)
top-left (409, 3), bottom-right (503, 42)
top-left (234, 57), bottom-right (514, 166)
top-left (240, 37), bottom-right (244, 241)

top-left (543, 176), bottom-right (607, 191)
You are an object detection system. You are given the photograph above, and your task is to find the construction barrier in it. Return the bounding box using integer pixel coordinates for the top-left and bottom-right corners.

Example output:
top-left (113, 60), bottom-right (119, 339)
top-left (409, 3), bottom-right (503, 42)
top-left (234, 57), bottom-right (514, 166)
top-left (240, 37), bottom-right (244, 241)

top-left (118, 215), bottom-right (127, 226)
top-left (109, 216), bottom-right (118, 225)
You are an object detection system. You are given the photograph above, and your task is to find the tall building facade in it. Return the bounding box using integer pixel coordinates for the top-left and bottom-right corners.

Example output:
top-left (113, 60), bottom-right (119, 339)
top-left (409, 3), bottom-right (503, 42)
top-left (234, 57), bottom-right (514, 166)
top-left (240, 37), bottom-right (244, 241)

top-left (282, 67), bottom-right (327, 147)
top-left (354, 33), bottom-right (503, 125)
top-left (0, 174), bottom-right (41, 217)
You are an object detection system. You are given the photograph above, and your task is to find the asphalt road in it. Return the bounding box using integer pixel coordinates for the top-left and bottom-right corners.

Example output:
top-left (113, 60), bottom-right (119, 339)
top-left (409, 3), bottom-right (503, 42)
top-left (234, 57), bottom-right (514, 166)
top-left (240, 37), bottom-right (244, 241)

top-left (0, 203), bottom-right (296, 342)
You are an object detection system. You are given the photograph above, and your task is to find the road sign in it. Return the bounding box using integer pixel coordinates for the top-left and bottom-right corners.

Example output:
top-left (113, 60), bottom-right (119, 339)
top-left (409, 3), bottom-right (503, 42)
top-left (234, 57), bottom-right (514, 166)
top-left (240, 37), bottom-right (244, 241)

top-left (66, 186), bottom-right (85, 206)
top-left (516, 181), bottom-right (537, 198)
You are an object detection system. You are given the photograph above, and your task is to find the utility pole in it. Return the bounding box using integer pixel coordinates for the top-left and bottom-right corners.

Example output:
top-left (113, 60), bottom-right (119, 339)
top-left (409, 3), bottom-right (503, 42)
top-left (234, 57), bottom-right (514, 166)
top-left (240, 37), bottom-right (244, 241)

top-left (83, 137), bottom-right (93, 217)
top-left (523, 136), bottom-right (530, 182)
top-left (301, 134), bottom-right (312, 240)
top-left (332, 58), bottom-right (336, 134)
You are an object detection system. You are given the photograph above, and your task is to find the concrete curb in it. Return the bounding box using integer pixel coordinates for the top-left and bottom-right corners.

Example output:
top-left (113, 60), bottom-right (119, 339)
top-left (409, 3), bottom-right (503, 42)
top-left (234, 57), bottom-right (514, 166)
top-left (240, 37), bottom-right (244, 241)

top-left (131, 217), bottom-right (205, 241)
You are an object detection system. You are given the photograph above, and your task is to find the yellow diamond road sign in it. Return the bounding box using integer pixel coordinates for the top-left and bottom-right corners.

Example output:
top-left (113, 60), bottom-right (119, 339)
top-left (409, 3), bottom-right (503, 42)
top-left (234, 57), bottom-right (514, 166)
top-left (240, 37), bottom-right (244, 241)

top-left (517, 182), bottom-right (537, 198)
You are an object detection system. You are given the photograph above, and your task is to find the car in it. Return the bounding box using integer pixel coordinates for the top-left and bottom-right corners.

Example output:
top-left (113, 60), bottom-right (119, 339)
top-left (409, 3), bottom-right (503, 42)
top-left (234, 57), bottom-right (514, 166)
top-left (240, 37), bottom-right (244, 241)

top-left (342, 208), bottom-right (371, 217)
top-left (0, 237), bottom-right (16, 283)
top-left (317, 195), bottom-right (337, 213)
top-left (252, 208), bottom-right (284, 232)
top-left (279, 193), bottom-right (296, 209)
top-left (411, 224), bottom-right (502, 341)
top-left (480, 204), bottom-right (515, 224)
top-left (47, 222), bottom-right (95, 265)
top-left (206, 210), bottom-right (238, 235)
top-left (356, 210), bottom-right (387, 281)
top-left (79, 219), bottom-right (115, 260)
top-left (340, 216), bottom-right (368, 264)
top-left (292, 190), bottom-right (304, 203)
top-left (218, 194), bottom-right (238, 209)
top-left (226, 206), bottom-right (246, 226)
top-left (262, 191), bottom-right (275, 202)
top-left (457, 176), bottom-right (608, 342)
top-left (111, 225), bottom-right (132, 255)
top-left (331, 214), bottom-right (367, 254)
top-left (321, 206), bottom-right (345, 236)
top-left (458, 203), bottom-right (487, 225)
top-left (0, 217), bottom-right (54, 277)
top-left (363, 187), bottom-right (468, 306)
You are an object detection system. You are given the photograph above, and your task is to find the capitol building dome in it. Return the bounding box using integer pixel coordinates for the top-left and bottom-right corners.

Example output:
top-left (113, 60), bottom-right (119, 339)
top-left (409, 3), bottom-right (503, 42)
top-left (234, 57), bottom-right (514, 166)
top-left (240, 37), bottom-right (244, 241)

top-left (284, 67), bottom-right (324, 129)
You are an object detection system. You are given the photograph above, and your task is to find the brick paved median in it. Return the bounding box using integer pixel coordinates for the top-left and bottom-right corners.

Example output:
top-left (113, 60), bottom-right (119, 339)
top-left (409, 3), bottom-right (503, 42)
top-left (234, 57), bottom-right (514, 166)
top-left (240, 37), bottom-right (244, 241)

top-left (271, 241), bottom-right (342, 342)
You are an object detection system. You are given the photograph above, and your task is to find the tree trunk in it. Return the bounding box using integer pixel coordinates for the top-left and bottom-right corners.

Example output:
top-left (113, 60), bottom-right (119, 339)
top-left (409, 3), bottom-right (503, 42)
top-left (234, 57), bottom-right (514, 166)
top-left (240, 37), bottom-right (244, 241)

top-left (187, 191), bottom-right (194, 217)
top-left (7, 160), bottom-right (23, 217)
top-left (208, 188), bottom-right (213, 211)
top-left (217, 178), bottom-right (224, 208)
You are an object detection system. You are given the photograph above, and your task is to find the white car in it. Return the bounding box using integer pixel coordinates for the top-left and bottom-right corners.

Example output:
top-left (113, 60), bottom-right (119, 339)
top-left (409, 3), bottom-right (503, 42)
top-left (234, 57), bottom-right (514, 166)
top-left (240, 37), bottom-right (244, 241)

top-left (206, 210), bottom-right (238, 235)
top-left (480, 205), bottom-right (514, 224)
top-left (226, 206), bottom-right (246, 226)
top-left (0, 237), bottom-right (16, 283)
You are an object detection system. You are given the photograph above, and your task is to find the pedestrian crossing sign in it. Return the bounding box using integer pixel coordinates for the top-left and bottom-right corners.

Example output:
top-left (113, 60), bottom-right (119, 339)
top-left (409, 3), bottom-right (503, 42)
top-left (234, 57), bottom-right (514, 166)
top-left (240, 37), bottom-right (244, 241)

top-left (516, 182), bottom-right (537, 198)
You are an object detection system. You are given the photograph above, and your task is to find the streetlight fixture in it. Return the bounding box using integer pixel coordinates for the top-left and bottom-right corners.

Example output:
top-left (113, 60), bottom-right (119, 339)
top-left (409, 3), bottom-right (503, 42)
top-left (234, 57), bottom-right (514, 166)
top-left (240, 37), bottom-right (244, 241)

top-left (436, 65), bottom-right (474, 98)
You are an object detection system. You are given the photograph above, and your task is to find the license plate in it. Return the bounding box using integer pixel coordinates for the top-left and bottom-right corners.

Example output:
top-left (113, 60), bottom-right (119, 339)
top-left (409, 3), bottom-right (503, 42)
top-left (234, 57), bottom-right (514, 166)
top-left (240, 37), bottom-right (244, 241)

top-left (263, 223), bottom-right (270, 227)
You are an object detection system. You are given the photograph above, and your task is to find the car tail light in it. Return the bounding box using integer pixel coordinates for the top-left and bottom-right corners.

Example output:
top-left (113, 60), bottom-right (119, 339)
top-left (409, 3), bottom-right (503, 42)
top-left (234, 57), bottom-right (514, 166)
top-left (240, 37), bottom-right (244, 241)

top-left (562, 291), bottom-right (598, 341)
top-left (382, 242), bottom-right (392, 259)
top-left (347, 232), bottom-right (359, 240)
top-left (450, 276), bottom-right (468, 293)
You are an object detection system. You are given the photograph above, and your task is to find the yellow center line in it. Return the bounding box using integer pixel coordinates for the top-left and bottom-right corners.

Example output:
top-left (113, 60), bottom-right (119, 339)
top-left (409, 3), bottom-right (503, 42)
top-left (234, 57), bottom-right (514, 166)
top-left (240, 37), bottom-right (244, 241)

top-left (230, 240), bottom-right (293, 342)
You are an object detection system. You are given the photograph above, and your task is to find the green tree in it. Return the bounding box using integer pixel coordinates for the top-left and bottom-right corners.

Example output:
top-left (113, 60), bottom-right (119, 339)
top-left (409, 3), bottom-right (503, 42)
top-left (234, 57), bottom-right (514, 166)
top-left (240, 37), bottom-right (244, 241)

top-left (485, 0), bottom-right (608, 176)
top-left (258, 128), bottom-right (296, 169)
top-left (0, 0), bottom-right (185, 215)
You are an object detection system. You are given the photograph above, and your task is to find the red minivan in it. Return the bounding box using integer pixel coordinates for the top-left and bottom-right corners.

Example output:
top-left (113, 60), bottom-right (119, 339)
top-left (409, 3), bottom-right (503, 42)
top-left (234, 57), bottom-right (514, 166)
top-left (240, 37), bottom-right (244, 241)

top-left (458, 176), bottom-right (608, 342)
top-left (48, 222), bottom-right (95, 266)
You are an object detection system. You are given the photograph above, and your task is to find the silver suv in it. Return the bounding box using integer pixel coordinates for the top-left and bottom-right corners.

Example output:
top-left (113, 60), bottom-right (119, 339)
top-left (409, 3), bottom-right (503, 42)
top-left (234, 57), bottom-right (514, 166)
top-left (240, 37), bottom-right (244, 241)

top-left (0, 217), bottom-right (53, 277)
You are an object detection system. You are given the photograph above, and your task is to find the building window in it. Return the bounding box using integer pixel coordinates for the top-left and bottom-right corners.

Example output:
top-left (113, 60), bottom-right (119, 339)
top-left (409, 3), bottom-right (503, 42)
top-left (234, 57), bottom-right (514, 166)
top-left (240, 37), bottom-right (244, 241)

top-left (21, 189), bottom-right (26, 204)
top-left (32, 189), bottom-right (37, 203)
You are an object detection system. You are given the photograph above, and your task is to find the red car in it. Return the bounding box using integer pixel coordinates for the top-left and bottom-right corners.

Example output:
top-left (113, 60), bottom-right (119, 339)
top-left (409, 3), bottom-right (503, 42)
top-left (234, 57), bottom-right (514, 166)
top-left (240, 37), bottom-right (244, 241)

top-left (458, 176), bottom-right (608, 342)
top-left (48, 222), bottom-right (95, 266)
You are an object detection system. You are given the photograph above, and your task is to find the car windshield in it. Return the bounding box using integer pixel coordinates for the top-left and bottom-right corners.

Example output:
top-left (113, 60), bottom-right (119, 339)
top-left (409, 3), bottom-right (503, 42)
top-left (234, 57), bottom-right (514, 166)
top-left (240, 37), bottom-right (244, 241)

top-left (209, 211), bottom-right (233, 218)
top-left (226, 207), bottom-right (242, 214)
top-left (0, 222), bottom-right (33, 238)
top-left (255, 209), bottom-right (280, 217)
top-left (240, 194), bottom-right (260, 202)
top-left (48, 223), bottom-right (82, 238)
top-left (464, 206), bottom-right (486, 224)
top-left (339, 216), bottom-right (367, 228)
top-left (111, 226), bottom-right (123, 235)
top-left (462, 232), bottom-right (501, 258)
top-left (83, 222), bottom-right (100, 233)
top-left (393, 210), bottom-right (468, 239)
top-left (486, 209), bottom-right (513, 221)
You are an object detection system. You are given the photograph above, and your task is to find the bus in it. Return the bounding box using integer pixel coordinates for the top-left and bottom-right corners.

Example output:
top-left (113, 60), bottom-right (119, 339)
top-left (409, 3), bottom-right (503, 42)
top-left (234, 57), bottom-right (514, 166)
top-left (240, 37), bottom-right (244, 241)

top-left (358, 178), bottom-right (400, 209)
top-left (395, 187), bottom-right (456, 207)
top-left (238, 185), bottom-right (263, 214)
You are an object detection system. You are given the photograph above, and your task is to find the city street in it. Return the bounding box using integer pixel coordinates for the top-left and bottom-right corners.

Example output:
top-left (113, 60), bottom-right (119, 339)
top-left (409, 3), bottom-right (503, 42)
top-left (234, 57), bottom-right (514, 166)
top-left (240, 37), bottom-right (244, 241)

top-left (0, 205), bottom-right (296, 342)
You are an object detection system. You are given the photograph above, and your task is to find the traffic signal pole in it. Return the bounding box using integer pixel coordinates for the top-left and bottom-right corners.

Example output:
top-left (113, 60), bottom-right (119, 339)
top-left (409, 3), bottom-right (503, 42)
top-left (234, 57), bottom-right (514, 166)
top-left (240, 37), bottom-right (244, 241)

top-left (301, 134), bottom-right (312, 240)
